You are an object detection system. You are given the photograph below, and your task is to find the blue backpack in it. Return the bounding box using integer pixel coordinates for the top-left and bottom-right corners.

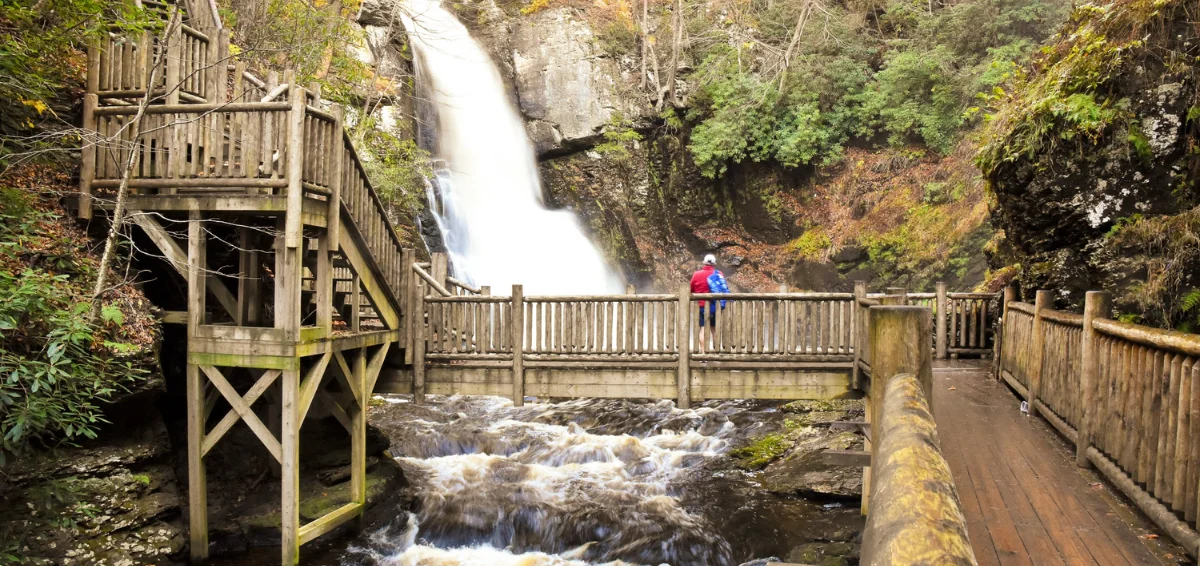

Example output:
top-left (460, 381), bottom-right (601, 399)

top-left (707, 270), bottom-right (729, 308)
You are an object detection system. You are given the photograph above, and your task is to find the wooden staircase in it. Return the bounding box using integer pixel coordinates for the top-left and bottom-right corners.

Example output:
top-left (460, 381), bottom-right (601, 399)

top-left (77, 2), bottom-right (422, 564)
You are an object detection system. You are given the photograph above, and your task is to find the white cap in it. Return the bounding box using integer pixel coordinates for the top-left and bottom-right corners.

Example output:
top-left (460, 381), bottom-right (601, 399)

top-left (703, 254), bottom-right (717, 265)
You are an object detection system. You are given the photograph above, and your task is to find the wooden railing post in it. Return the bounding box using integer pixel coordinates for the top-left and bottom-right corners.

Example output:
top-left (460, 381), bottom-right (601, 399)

top-left (885, 287), bottom-right (908, 305)
top-left (164, 7), bottom-right (182, 105)
top-left (329, 105), bottom-right (344, 247)
top-left (1076, 290), bottom-right (1112, 468)
top-left (78, 93), bottom-right (97, 220)
top-left (284, 86), bottom-right (305, 248)
top-left (1028, 290), bottom-right (1050, 418)
top-left (511, 285), bottom-right (525, 407)
top-left (994, 286), bottom-right (1016, 381)
top-left (852, 281), bottom-right (866, 390)
top-left (412, 287), bottom-right (426, 405)
top-left (431, 252), bottom-right (448, 289)
top-left (936, 282), bottom-right (948, 359)
top-left (677, 284), bottom-right (692, 409)
top-left (868, 305), bottom-right (933, 435)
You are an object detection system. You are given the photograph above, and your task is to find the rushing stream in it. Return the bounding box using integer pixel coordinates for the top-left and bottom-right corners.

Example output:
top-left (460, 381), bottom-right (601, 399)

top-left (338, 396), bottom-right (863, 566)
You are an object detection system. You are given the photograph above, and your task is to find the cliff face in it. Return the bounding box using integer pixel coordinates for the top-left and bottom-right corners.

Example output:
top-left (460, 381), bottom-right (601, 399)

top-left (979, 0), bottom-right (1199, 326)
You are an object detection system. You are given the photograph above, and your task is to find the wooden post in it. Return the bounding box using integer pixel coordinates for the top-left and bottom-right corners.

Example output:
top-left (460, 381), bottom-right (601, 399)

top-left (677, 284), bottom-right (691, 409)
top-left (284, 86), bottom-right (305, 249)
top-left (412, 288), bottom-right (426, 405)
top-left (511, 285), bottom-right (525, 407)
top-left (852, 281), bottom-right (866, 391)
top-left (1076, 291), bottom-right (1112, 468)
top-left (431, 252), bottom-right (448, 290)
top-left (328, 106), bottom-right (344, 248)
top-left (400, 248), bottom-right (415, 355)
top-left (186, 211), bottom-right (208, 561)
top-left (164, 8), bottom-right (182, 105)
top-left (78, 93), bottom-right (98, 220)
top-left (280, 365), bottom-right (300, 565)
top-left (868, 305), bottom-right (933, 436)
top-left (351, 348), bottom-right (367, 528)
top-left (935, 282), bottom-right (948, 360)
top-left (274, 217), bottom-right (302, 339)
top-left (885, 287), bottom-right (907, 305)
top-left (994, 286), bottom-right (1016, 381)
top-left (349, 273), bottom-right (361, 332)
top-left (315, 233), bottom-right (333, 330)
top-left (1028, 290), bottom-right (1050, 418)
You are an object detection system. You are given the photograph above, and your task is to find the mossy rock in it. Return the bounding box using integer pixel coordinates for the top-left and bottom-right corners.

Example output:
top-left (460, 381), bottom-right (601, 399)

top-left (728, 432), bottom-right (796, 471)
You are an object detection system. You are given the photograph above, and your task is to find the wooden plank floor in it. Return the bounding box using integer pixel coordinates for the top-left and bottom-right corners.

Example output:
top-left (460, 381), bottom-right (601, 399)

top-left (932, 361), bottom-right (1186, 566)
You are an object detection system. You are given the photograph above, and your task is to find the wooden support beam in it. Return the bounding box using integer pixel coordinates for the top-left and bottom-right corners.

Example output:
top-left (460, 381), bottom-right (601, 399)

top-left (413, 289), bottom-right (426, 405)
top-left (824, 449), bottom-right (871, 467)
top-left (1076, 290), bottom-right (1111, 468)
top-left (201, 369), bottom-right (280, 456)
top-left (297, 502), bottom-right (362, 546)
top-left (316, 389), bottom-right (353, 432)
top-left (364, 342), bottom-right (390, 397)
top-left (200, 365), bottom-right (283, 463)
top-left (331, 351), bottom-right (362, 401)
top-left (133, 214), bottom-right (239, 318)
top-left (511, 285), bottom-right (525, 406)
top-left (677, 284), bottom-right (691, 409)
top-left (281, 366), bottom-right (301, 564)
top-left (297, 352), bottom-right (334, 423)
top-left (351, 345), bottom-right (368, 530)
top-left (852, 281), bottom-right (866, 391)
top-left (185, 209), bottom-right (208, 562)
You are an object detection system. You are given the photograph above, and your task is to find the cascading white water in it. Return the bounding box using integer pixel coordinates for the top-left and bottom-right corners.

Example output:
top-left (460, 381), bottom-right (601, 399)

top-left (400, 0), bottom-right (623, 295)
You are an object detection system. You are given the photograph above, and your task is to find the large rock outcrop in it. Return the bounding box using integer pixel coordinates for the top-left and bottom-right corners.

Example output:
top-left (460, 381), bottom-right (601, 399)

top-left (512, 8), bottom-right (637, 154)
top-left (980, 0), bottom-right (1199, 322)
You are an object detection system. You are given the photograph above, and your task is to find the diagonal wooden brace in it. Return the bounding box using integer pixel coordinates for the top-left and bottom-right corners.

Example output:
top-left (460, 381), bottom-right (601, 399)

top-left (202, 369), bottom-right (281, 457)
top-left (297, 352), bottom-right (333, 423)
top-left (200, 365), bottom-right (283, 463)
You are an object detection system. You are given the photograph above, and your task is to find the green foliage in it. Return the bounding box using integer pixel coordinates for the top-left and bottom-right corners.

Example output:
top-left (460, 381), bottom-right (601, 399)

top-left (593, 112), bottom-right (644, 161)
top-left (788, 227), bottom-right (832, 261)
top-left (0, 188), bottom-right (149, 465)
top-left (0, 0), bottom-right (156, 164)
top-left (728, 432), bottom-right (794, 470)
top-left (351, 117), bottom-right (431, 215)
top-left (220, 0), bottom-right (369, 103)
top-left (683, 0), bottom-right (1069, 177)
top-left (975, 0), bottom-right (1165, 176)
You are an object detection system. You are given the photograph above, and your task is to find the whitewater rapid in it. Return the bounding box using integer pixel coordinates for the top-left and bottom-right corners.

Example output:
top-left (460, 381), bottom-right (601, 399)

top-left (400, 0), bottom-right (623, 295)
top-left (345, 397), bottom-right (741, 565)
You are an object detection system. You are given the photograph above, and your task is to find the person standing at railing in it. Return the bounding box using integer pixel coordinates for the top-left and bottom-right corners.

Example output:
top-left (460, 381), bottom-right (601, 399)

top-left (690, 254), bottom-right (729, 353)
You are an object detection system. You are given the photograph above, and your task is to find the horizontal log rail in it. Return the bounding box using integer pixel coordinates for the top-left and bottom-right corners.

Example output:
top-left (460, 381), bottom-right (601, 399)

top-left (996, 288), bottom-right (1200, 557)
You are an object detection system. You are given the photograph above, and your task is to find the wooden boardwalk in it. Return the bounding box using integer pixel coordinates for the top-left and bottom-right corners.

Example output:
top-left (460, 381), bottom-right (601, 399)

top-left (934, 361), bottom-right (1182, 565)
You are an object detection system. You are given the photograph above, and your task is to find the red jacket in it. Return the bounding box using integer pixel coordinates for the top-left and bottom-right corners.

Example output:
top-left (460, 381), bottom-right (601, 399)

top-left (690, 265), bottom-right (715, 306)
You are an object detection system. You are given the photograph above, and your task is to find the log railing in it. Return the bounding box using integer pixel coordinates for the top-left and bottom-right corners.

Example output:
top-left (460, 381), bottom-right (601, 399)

top-left (858, 303), bottom-right (977, 565)
top-left (997, 289), bottom-right (1200, 557)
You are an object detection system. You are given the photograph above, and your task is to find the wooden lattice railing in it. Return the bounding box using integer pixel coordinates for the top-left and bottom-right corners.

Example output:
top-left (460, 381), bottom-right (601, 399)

top-left (81, 2), bottom-right (410, 317)
top-left (997, 290), bottom-right (1200, 556)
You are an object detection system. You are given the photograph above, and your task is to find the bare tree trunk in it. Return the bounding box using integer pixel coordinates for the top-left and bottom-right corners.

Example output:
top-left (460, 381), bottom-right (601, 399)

top-left (648, 41), bottom-right (665, 110)
top-left (664, 0), bottom-right (684, 106)
top-left (639, 0), bottom-right (649, 90)
top-left (88, 12), bottom-right (179, 324)
top-left (778, 0), bottom-right (814, 91)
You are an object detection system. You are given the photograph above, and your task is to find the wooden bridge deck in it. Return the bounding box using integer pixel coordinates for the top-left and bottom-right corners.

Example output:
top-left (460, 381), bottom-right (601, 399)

top-left (934, 361), bottom-right (1179, 565)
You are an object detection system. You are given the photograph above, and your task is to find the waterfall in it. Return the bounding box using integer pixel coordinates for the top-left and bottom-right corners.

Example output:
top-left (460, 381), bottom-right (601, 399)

top-left (400, 0), bottom-right (623, 295)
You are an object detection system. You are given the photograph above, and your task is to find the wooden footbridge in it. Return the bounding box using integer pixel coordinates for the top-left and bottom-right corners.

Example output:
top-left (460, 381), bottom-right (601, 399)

top-left (74, 2), bottom-right (1200, 565)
